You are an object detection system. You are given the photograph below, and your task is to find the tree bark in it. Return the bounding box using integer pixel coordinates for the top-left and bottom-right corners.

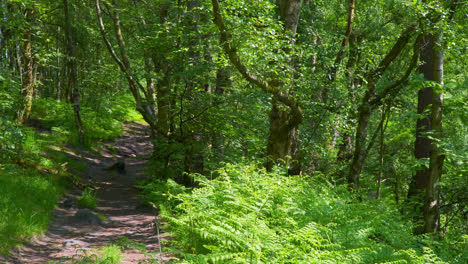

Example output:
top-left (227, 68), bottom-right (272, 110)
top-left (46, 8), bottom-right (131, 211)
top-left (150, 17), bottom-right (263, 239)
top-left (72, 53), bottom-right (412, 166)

top-left (17, 8), bottom-right (35, 124)
top-left (64, 0), bottom-right (85, 146)
top-left (404, 34), bottom-right (435, 233)
top-left (266, 98), bottom-right (301, 174)
top-left (408, 35), bottom-right (434, 200)
top-left (424, 32), bottom-right (444, 233)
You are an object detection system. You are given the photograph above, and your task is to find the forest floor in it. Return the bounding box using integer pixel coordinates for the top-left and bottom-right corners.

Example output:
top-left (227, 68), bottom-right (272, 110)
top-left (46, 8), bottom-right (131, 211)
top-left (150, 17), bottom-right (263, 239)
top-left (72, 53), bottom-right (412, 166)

top-left (2, 122), bottom-right (169, 264)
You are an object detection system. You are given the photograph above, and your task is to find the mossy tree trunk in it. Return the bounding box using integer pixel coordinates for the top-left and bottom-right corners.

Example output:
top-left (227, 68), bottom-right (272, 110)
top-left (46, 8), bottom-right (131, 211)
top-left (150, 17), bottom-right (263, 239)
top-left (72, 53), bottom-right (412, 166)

top-left (17, 8), bottom-right (35, 124)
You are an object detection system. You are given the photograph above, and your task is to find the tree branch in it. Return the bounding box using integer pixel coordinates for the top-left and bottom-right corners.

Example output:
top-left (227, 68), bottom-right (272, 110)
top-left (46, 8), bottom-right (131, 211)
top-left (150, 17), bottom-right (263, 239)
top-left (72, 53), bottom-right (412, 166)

top-left (210, 0), bottom-right (296, 109)
top-left (366, 24), bottom-right (418, 83)
top-left (329, 0), bottom-right (355, 83)
top-left (369, 35), bottom-right (421, 105)
top-left (95, 0), bottom-right (147, 96)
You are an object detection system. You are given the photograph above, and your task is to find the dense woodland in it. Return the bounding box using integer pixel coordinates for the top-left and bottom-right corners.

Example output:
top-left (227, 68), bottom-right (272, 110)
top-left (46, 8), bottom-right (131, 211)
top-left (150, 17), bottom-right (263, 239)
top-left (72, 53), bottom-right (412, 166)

top-left (0, 0), bottom-right (467, 263)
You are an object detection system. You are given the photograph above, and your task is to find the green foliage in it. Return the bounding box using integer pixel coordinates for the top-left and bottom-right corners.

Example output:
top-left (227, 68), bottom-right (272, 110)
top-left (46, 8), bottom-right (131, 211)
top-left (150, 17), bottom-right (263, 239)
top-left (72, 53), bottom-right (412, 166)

top-left (0, 165), bottom-right (64, 255)
top-left (0, 118), bottom-right (25, 162)
top-left (138, 177), bottom-right (189, 212)
top-left (0, 123), bottom-right (83, 255)
top-left (30, 93), bottom-right (142, 147)
top-left (149, 163), bottom-right (466, 263)
top-left (60, 244), bottom-right (123, 264)
top-left (78, 187), bottom-right (98, 210)
top-left (96, 245), bottom-right (123, 264)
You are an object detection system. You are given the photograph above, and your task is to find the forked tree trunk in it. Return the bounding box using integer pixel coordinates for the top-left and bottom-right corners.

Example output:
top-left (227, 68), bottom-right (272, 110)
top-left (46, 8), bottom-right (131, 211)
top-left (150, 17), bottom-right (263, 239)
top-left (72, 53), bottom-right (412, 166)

top-left (211, 0), bottom-right (303, 175)
top-left (267, 0), bottom-right (302, 174)
top-left (96, 0), bottom-right (159, 139)
top-left (347, 25), bottom-right (419, 189)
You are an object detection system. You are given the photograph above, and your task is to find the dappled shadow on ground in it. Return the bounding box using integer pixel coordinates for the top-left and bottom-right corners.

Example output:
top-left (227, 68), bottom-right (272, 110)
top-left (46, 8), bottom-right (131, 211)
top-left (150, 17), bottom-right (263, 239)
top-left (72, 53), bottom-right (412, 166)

top-left (1, 122), bottom-right (172, 264)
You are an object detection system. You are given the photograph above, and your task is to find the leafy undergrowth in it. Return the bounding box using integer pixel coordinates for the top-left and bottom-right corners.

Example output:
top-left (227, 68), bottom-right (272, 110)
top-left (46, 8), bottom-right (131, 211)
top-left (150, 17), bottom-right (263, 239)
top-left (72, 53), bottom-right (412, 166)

top-left (31, 93), bottom-right (143, 148)
top-left (48, 237), bottom-right (158, 264)
top-left (50, 244), bottom-right (123, 264)
top-left (142, 163), bottom-right (468, 264)
top-left (0, 127), bottom-right (80, 255)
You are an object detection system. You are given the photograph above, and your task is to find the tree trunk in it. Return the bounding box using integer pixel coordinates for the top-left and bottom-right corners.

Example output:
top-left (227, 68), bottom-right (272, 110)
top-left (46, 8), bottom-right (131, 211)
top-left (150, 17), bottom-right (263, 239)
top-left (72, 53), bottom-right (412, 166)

top-left (408, 35), bottom-right (434, 201)
top-left (376, 103), bottom-right (390, 199)
top-left (211, 67), bottom-right (230, 160)
top-left (64, 0), bottom-right (85, 146)
top-left (56, 26), bottom-right (63, 100)
top-left (96, 0), bottom-right (158, 139)
top-left (347, 25), bottom-right (419, 189)
top-left (17, 8), bottom-right (35, 124)
top-left (269, 0), bottom-right (302, 174)
top-left (266, 98), bottom-right (301, 174)
top-left (336, 33), bottom-right (359, 181)
top-left (424, 33), bottom-right (444, 234)
top-left (347, 101), bottom-right (372, 189)
top-left (211, 0), bottom-right (303, 174)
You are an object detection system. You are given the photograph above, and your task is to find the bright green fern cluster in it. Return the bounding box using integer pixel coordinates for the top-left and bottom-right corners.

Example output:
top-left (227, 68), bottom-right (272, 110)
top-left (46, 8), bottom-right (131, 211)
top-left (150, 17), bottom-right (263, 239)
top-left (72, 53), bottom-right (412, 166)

top-left (154, 163), bottom-right (466, 264)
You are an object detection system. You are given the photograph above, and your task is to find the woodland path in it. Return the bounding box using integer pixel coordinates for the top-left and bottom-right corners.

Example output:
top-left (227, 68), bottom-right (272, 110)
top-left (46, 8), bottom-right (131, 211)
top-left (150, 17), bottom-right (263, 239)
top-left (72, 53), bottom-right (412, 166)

top-left (3, 122), bottom-right (169, 264)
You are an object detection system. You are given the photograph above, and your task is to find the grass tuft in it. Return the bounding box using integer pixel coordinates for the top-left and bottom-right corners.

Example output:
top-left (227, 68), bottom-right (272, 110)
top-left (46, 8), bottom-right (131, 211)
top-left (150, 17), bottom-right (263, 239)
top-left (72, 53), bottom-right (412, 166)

top-left (77, 188), bottom-right (98, 210)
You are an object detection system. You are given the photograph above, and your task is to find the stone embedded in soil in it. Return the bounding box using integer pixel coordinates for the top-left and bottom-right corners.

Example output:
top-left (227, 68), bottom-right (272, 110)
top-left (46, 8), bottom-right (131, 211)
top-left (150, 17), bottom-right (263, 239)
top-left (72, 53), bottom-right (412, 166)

top-left (70, 209), bottom-right (103, 226)
top-left (61, 196), bottom-right (77, 209)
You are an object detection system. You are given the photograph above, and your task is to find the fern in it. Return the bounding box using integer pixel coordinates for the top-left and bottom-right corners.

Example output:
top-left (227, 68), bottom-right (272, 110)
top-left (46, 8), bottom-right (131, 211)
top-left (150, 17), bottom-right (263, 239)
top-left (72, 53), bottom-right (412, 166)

top-left (144, 163), bottom-right (464, 263)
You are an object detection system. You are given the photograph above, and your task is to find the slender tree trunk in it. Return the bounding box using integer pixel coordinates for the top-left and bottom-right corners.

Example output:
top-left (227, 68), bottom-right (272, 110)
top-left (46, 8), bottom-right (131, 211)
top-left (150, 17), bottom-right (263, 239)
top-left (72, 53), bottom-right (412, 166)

top-left (348, 100), bottom-right (372, 189)
top-left (322, 0), bottom-right (355, 102)
top-left (211, 68), bottom-right (229, 160)
top-left (424, 33), bottom-right (444, 233)
top-left (15, 41), bottom-right (22, 83)
top-left (17, 8), bottom-right (35, 124)
top-left (347, 25), bottom-right (419, 188)
top-left (64, 0), bottom-right (85, 146)
top-left (56, 26), bottom-right (62, 100)
top-left (376, 103), bottom-right (390, 199)
top-left (155, 66), bottom-right (171, 138)
top-left (336, 34), bottom-right (359, 181)
top-left (96, 0), bottom-right (158, 139)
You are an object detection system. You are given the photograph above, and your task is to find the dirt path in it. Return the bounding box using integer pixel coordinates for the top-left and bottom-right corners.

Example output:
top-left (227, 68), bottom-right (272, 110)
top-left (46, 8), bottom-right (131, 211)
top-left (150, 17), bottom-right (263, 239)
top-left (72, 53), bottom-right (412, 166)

top-left (3, 122), bottom-right (169, 264)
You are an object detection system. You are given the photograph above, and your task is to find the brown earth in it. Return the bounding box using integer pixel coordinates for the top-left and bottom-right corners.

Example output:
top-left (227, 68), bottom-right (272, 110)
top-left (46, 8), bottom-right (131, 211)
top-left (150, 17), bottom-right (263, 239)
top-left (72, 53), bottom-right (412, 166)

top-left (1, 122), bottom-right (171, 264)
